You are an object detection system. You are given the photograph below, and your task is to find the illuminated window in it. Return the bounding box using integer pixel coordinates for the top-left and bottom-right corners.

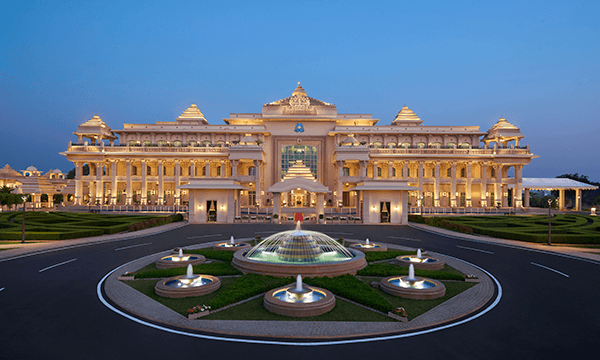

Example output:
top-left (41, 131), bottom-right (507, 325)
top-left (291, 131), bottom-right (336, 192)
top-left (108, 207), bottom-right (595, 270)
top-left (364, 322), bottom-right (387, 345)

top-left (447, 168), bottom-right (451, 177)
top-left (157, 141), bottom-right (168, 147)
top-left (343, 167), bottom-right (350, 176)
top-left (173, 141), bottom-right (182, 147)
top-left (417, 142), bottom-right (425, 149)
top-left (188, 141), bottom-right (197, 147)
top-left (281, 145), bottom-right (317, 179)
top-left (377, 167), bottom-right (382, 177)
top-left (401, 142), bottom-right (410, 148)
top-left (248, 166), bottom-right (256, 176)
top-left (373, 142), bottom-right (383, 148)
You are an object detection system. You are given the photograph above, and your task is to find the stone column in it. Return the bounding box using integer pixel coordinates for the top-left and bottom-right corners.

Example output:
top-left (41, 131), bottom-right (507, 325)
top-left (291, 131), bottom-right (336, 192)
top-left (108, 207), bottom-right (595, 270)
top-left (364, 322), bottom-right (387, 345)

top-left (337, 161), bottom-right (344, 206)
top-left (451, 162), bottom-right (457, 207)
top-left (141, 160), bottom-right (147, 205)
top-left (205, 161), bottom-right (210, 178)
top-left (481, 162), bottom-right (488, 207)
top-left (317, 193), bottom-right (325, 222)
top-left (126, 159), bottom-right (132, 205)
top-left (175, 160), bottom-right (181, 205)
top-left (466, 161), bottom-right (472, 207)
top-left (434, 161), bottom-right (440, 207)
top-left (403, 161), bottom-right (408, 179)
top-left (388, 161), bottom-right (393, 179)
top-left (231, 160), bottom-right (239, 177)
top-left (89, 182), bottom-right (96, 205)
top-left (95, 162), bottom-right (103, 205)
top-left (75, 162), bottom-right (83, 205)
top-left (273, 192), bottom-right (281, 223)
top-left (515, 165), bottom-right (523, 208)
top-left (495, 165), bottom-right (502, 207)
top-left (111, 160), bottom-right (117, 205)
top-left (254, 160), bottom-right (261, 206)
top-left (575, 189), bottom-right (581, 211)
top-left (559, 189), bottom-right (565, 210)
top-left (418, 161), bottom-right (423, 199)
top-left (524, 188), bottom-right (530, 207)
top-left (190, 161), bottom-right (196, 179)
top-left (158, 160), bottom-right (164, 205)
top-left (220, 161), bottom-right (225, 178)
top-left (361, 161), bottom-right (367, 178)
top-left (373, 161), bottom-right (378, 179)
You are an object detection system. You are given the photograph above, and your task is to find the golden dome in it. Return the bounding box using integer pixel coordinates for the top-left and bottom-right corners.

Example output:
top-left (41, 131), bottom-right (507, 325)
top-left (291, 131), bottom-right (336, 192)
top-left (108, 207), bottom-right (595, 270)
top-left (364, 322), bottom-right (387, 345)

top-left (292, 82), bottom-right (307, 97)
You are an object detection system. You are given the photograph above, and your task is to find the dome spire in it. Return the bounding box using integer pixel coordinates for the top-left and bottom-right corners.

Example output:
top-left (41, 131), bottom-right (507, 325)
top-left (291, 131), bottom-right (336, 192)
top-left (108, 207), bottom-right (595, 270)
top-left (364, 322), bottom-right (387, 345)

top-left (292, 82), bottom-right (307, 97)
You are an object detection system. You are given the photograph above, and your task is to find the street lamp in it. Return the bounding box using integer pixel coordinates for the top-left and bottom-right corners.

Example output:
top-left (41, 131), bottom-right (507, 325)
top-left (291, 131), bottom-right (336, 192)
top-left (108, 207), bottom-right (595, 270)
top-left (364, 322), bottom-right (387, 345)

top-left (548, 198), bottom-right (553, 246)
top-left (420, 196), bottom-right (424, 215)
top-left (21, 195), bottom-right (27, 244)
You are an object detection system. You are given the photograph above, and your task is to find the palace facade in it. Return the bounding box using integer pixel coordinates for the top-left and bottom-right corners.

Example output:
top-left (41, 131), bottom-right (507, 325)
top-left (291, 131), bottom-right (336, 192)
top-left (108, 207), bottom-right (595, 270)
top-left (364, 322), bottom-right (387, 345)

top-left (62, 83), bottom-right (535, 224)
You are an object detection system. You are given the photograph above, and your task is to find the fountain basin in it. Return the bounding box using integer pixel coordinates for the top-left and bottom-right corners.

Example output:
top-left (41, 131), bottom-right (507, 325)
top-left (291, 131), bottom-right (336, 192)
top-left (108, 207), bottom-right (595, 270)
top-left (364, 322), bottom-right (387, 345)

top-left (155, 274), bottom-right (221, 298)
top-left (264, 285), bottom-right (335, 317)
top-left (380, 275), bottom-right (446, 300)
top-left (349, 243), bottom-right (387, 252)
top-left (155, 253), bottom-right (206, 269)
top-left (213, 242), bottom-right (251, 252)
top-left (395, 255), bottom-right (444, 271)
top-left (232, 248), bottom-right (366, 277)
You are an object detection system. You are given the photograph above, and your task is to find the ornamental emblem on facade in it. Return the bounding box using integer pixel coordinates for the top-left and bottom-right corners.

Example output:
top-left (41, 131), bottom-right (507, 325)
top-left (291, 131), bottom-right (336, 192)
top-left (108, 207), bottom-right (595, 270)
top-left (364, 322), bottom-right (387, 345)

top-left (288, 94), bottom-right (311, 111)
top-left (294, 123), bottom-right (305, 133)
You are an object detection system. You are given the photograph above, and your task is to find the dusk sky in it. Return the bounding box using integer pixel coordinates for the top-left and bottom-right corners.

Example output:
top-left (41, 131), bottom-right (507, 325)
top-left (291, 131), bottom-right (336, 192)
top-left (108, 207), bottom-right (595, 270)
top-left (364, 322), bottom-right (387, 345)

top-left (1, 1), bottom-right (599, 180)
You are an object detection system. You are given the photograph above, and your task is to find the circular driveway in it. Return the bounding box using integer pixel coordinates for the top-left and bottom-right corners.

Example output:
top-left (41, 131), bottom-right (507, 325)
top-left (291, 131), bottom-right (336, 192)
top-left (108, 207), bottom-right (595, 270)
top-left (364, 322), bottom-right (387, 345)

top-left (1, 223), bottom-right (598, 359)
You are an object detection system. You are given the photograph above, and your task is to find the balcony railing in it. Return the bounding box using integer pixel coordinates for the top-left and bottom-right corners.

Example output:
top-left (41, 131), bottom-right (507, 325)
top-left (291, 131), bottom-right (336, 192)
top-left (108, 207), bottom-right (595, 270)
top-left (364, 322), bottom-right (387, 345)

top-left (68, 145), bottom-right (229, 154)
top-left (369, 148), bottom-right (531, 155)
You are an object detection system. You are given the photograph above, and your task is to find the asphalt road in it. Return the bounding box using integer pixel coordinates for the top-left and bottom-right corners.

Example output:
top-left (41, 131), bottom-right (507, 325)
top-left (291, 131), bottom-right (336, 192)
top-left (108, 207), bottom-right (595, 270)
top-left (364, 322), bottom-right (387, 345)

top-left (1, 223), bottom-right (598, 359)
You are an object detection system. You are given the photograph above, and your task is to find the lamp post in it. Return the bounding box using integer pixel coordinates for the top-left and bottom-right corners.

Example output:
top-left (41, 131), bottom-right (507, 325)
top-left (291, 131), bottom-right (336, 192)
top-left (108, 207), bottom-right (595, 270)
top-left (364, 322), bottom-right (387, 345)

top-left (21, 195), bottom-right (27, 244)
top-left (548, 198), bottom-right (552, 246)
top-left (420, 195), bottom-right (424, 216)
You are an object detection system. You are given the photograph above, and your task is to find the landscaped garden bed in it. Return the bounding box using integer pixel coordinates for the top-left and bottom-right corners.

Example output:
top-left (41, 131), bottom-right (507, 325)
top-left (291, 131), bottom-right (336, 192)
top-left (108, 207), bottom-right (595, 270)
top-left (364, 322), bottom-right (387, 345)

top-left (0, 211), bottom-right (183, 240)
top-left (122, 247), bottom-right (480, 322)
top-left (410, 214), bottom-right (600, 244)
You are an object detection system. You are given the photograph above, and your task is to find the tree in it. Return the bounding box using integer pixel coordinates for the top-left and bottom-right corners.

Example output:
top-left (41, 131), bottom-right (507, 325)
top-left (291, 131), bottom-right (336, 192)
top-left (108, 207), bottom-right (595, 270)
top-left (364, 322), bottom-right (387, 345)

top-left (554, 174), bottom-right (600, 207)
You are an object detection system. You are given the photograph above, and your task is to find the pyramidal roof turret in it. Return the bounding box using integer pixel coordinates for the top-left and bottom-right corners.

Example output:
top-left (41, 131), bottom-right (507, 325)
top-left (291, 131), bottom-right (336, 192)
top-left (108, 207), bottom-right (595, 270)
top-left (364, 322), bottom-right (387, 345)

top-left (391, 105), bottom-right (423, 126)
top-left (177, 104), bottom-right (208, 124)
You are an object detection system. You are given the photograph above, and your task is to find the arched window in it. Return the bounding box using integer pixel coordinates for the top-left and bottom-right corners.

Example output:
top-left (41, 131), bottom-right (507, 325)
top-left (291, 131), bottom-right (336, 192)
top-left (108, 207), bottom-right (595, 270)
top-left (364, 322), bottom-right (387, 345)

top-left (447, 142), bottom-right (456, 149)
top-left (416, 142), bottom-right (426, 149)
top-left (157, 141), bottom-right (168, 147)
top-left (143, 141), bottom-right (152, 147)
top-left (248, 166), bottom-right (256, 176)
top-left (431, 142), bottom-right (441, 149)
top-left (216, 141), bottom-right (225, 147)
top-left (202, 141), bottom-right (211, 147)
top-left (401, 142), bottom-right (410, 148)
top-left (377, 167), bottom-right (382, 177)
top-left (459, 143), bottom-right (469, 149)
top-left (173, 141), bottom-right (182, 147)
top-left (188, 141), bottom-right (197, 147)
top-left (387, 142), bottom-right (396, 148)
top-left (129, 140), bottom-right (138, 146)
top-left (342, 167), bottom-right (350, 177)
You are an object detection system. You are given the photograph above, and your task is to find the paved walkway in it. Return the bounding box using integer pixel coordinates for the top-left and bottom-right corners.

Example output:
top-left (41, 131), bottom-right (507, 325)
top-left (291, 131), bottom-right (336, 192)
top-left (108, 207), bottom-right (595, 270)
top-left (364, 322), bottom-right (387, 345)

top-left (0, 221), bottom-right (188, 261)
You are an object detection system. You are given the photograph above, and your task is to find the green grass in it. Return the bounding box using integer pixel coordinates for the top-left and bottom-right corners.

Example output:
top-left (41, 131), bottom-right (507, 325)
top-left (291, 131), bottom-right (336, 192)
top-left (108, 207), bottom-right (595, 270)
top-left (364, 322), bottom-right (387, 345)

top-left (185, 249), bottom-right (234, 262)
top-left (203, 296), bottom-right (393, 322)
top-left (363, 250), bottom-right (415, 263)
top-left (357, 263), bottom-right (465, 280)
top-left (123, 278), bottom-right (238, 316)
top-left (0, 212), bottom-right (182, 240)
top-left (358, 277), bottom-right (477, 320)
top-left (412, 214), bottom-right (600, 244)
top-left (134, 263), bottom-right (242, 278)
top-left (208, 274), bottom-right (292, 309)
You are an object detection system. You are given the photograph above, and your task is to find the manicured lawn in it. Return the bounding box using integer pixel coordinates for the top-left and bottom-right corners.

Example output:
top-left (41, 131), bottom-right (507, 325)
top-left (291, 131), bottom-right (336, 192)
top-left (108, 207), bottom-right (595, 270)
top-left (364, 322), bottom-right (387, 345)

top-left (124, 277), bottom-right (238, 316)
top-left (358, 277), bottom-right (477, 320)
top-left (358, 263), bottom-right (465, 280)
top-left (0, 211), bottom-right (182, 240)
top-left (204, 296), bottom-right (393, 322)
top-left (411, 214), bottom-right (600, 244)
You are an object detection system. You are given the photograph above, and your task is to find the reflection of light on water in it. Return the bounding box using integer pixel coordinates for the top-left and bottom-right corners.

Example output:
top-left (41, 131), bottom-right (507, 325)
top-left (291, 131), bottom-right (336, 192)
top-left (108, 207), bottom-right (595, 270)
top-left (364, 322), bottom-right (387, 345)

top-left (165, 256), bottom-right (192, 262)
top-left (388, 278), bottom-right (436, 289)
top-left (273, 289), bottom-right (326, 303)
top-left (403, 256), bottom-right (437, 264)
top-left (166, 277), bottom-right (212, 288)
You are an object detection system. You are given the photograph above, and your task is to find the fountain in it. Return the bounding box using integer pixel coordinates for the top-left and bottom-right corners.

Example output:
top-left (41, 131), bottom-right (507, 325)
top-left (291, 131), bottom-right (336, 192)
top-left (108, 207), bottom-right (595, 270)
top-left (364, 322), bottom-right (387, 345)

top-left (213, 236), bottom-right (251, 251)
top-left (380, 264), bottom-right (446, 300)
top-left (349, 237), bottom-right (388, 252)
top-left (264, 274), bottom-right (336, 317)
top-left (232, 222), bottom-right (366, 277)
top-left (395, 248), bottom-right (444, 270)
top-left (155, 264), bottom-right (221, 298)
top-left (155, 248), bottom-right (205, 269)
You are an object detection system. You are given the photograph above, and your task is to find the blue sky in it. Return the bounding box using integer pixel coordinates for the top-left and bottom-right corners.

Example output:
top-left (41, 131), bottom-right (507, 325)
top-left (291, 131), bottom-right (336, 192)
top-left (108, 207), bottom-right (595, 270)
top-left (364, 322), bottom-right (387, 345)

top-left (1, 0), bottom-right (599, 179)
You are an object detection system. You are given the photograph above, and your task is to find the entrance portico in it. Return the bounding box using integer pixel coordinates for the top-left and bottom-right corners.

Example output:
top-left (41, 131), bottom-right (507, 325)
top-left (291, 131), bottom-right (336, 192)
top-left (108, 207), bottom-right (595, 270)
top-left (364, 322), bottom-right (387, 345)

top-left (267, 177), bottom-right (330, 223)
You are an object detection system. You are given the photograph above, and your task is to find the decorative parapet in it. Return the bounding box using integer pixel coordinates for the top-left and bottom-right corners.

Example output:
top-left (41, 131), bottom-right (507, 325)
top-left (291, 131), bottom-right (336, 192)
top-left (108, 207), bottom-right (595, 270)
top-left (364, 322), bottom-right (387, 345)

top-left (368, 148), bottom-right (531, 156)
top-left (66, 145), bottom-right (230, 154)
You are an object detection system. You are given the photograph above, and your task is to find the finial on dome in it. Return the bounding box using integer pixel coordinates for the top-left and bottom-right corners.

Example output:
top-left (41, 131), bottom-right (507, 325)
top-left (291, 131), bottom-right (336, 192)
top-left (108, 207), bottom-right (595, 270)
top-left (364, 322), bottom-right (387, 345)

top-left (292, 82), bottom-right (307, 97)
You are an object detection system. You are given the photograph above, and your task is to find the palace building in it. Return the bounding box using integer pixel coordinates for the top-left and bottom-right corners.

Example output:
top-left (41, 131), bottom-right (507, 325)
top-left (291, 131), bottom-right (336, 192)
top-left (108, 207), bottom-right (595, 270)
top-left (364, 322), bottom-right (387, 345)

top-left (62, 83), bottom-right (536, 224)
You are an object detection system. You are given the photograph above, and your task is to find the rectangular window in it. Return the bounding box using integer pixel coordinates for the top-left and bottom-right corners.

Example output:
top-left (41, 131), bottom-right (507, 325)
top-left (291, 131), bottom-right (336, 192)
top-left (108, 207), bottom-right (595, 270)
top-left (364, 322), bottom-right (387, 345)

top-left (248, 191), bottom-right (256, 205)
top-left (407, 168), bottom-right (411, 177)
top-left (147, 166), bottom-right (152, 176)
top-left (342, 167), bottom-right (350, 177)
top-left (343, 191), bottom-right (350, 206)
top-left (431, 169), bottom-right (435, 177)
top-left (132, 166), bottom-right (137, 176)
top-left (447, 168), bottom-right (451, 177)
top-left (217, 167), bottom-right (221, 176)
